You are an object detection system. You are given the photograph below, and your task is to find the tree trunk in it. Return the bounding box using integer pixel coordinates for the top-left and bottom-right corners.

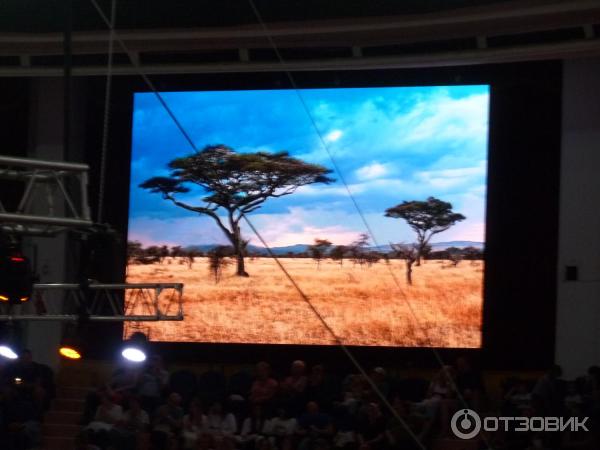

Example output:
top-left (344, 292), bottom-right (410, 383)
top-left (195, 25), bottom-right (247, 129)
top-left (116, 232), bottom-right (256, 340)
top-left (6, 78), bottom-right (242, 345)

top-left (236, 252), bottom-right (248, 277)
top-left (406, 260), bottom-right (413, 285)
top-left (231, 223), bottom-right (249, 277)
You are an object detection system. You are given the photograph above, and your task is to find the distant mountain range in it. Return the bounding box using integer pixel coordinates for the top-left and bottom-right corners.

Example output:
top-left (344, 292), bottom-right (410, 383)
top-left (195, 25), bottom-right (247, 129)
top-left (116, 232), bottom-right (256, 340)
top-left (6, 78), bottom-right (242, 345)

top-left (185, 241), bottom-right (483, 255)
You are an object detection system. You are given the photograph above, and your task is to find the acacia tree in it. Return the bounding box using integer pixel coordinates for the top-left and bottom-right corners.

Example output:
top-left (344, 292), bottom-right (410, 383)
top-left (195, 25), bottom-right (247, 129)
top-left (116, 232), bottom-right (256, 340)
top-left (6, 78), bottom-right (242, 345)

top-left (330, 245), bottom-right (347, 267)
top-left (309, 239), bottom-right (332, 269)
top-left (385, 197), bottom-right (465, 266)
top-left (391, 243), bottom-right (418, 285)
top-left (140, 145), bottom-right (334, 276)
top-left (349, 233), bottom-right (370, 267)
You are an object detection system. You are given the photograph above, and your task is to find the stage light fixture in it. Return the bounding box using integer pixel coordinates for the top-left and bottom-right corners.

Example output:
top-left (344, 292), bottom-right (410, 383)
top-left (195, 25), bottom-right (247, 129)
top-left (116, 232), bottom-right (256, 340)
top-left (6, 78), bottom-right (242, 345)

top-left (58, 323), bottom-right (86, 361)
top-left (0, 247), bottom-right (35, 305)
top-left (121, 347), bottom-right (146, 362)
top-left (59, 346), bottom-right (82, 360)
top-left (121, 331), bottom-right (148, 363)
top-left (0, 345), bottom-right (18, 360)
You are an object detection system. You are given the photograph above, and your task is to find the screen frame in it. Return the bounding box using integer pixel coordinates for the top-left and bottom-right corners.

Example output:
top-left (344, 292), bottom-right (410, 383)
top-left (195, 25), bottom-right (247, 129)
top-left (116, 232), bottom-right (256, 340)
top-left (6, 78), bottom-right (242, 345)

top-left (83, 61), bottom-right (561, 369)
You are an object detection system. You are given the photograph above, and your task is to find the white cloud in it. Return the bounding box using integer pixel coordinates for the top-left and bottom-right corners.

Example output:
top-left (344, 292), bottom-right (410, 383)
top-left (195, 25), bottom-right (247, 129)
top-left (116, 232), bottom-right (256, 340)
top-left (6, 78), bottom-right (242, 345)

top-left (325, 129), bottom-right (343, 142)
top-left (355, 162), bottom-right (389, 180)
top-left (414, 161), bottom-right (487, 190)
top-left (246, 207), bottom-right (364, 247)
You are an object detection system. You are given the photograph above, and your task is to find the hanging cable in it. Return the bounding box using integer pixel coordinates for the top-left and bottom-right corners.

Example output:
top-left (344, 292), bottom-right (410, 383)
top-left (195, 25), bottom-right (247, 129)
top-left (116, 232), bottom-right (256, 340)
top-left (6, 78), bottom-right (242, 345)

top-left (89, 0), bottom-right (198, 153)
top-left (87, 2), bottom-right (486, 447)
top-left (245, 4), bottom-right (493, 448)
top-left (243, 215), bottom-right (427, 450)
top-left (97, 0), bottom-right (116, 224)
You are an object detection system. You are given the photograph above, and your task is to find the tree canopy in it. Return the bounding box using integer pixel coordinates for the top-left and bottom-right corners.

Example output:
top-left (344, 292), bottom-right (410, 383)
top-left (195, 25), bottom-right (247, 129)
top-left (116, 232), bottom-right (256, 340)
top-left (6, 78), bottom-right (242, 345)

top-left (385, 196), bottom-right (465, 265)
top-left (140, 145), bottom-right (334, 276)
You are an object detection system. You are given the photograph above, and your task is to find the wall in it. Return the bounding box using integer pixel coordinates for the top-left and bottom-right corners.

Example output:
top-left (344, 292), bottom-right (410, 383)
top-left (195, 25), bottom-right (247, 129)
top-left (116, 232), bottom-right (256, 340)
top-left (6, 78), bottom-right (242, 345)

top-left (556, 58), bottom-right (600, 378)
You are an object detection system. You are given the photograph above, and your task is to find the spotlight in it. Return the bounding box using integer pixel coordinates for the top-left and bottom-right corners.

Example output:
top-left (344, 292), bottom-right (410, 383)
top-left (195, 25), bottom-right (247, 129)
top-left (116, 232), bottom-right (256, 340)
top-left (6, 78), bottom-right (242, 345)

top-left (0, 247), bottom-right (35, 305)
top-left (121, 331), bottom-right (148, 363)
top-left (0, 345), bottom-right (18, 360)
top-left (58, 324), bottom-right (85, 360)
top-left (59, 346), bottom-right (82, 360)
top-left (121, 347), bottom-right (146, 362)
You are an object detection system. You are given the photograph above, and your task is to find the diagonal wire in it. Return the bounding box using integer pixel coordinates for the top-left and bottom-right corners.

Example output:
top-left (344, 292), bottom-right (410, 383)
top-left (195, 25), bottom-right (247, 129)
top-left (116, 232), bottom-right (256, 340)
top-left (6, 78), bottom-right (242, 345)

top-left (89, 0), bottom-right (198, 153)
top-left (87, 2), bottom-right (478, 447)
top-left (246, 2), bottom-right (492, 448)
top-left (243, 215), bottom-right (427, 450)
top-left (84, 2), bottom-right (428, 447)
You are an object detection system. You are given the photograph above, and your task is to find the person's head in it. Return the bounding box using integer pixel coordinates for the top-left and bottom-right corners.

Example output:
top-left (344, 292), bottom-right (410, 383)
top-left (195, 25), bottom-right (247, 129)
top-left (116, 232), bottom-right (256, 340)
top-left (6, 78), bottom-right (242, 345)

top-left (372, 367), bottom-right (386, 381)
top-left (209, 401), bottom-right (223, 415)
top-left (276, 407), bottom-right (288, 419)
top-left (367, 402), bottom-right (381, 418)
top-left (190, 399), bottom-right (203, 415)
top-left (168, 392), bottom-right (182, 407)
top-left (129, 396), bottom-right (141, 411)
top-left (306, 401), bottom-right (319, 414)
top-left (291, 360), bottom-right (306, 377)
top-left (588, 366), bottom-right (600, 380)
top-left (549, 365), bottom-right (563, 379)
top-left (251, 403), bottom-right (263, 418)
top-left (99, 389), bottom-right (115, 405)
top-left (516, 381), bottom-right (529, 394)
top-left (256, 361), bottom-right (271, 380)
top-left (18, 349), bottom-right (33, 365)
top-left (436, 365), bottom-right (454, 384)
top-left (311, 364), bottom-right (324, 378)
top-left (391, 395), bottom-right (408, 416)
top-left (313, 438), bottom-right (331, 450)
top-left (149, 355), bottom-right (163, 370)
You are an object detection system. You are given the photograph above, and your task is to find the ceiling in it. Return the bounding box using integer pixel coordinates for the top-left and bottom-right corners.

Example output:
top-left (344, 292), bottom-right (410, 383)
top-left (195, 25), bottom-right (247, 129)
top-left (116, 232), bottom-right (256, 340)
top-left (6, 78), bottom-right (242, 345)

top-left (1, 0), bottom-right (599, 76)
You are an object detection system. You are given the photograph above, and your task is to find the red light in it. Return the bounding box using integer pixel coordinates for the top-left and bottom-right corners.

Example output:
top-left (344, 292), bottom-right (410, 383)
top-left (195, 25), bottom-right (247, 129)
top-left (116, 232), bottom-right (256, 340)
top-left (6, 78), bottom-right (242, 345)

top-left (10, 257), bottom-right (25, 262)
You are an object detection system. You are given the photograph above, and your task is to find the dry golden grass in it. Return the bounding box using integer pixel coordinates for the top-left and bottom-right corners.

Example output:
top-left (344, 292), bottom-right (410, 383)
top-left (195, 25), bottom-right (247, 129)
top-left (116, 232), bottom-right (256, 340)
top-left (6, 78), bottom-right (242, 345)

top-left (124, 257), bottom-right (483, 348)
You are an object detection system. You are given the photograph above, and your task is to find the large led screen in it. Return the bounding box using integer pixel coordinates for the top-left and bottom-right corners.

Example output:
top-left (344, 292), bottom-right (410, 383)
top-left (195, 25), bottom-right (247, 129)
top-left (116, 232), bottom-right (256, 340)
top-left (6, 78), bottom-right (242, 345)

top-left (126, 85), bottom-right (489, 347)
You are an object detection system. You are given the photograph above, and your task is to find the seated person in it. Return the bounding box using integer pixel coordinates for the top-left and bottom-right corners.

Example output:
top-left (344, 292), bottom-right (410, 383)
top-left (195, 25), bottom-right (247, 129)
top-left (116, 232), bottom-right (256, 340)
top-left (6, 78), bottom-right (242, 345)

top-left (137, 355), bottom-right (169, 415)
top-left (182, 399), bottom-right (206, 449)
top-left (454, 356), bottom-right (485, 410)
top-left (154, 392), bottom-right (184, 437)
top-left (296, 401), bottom-right (334, 450)
top-left (85, 388), bottom-right (123, 433)
top-left (204, 401), bottom-right (237, 450)
top-left (111, 396), bottom-right (150, 449)
top-left (250, 362), bottom-right (279, 407)
top-left (357, 403), bottom-right (387, 450)
top-left (264, 407), bottom-right (297, 450)
top-left (238, 404), bottom-right (268, 450)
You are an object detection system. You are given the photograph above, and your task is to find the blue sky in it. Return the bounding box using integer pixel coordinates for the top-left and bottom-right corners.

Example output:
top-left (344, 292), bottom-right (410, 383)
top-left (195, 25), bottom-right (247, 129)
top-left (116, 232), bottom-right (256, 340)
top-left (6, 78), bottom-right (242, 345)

top-left (128, 85), bottom-right (489, 248)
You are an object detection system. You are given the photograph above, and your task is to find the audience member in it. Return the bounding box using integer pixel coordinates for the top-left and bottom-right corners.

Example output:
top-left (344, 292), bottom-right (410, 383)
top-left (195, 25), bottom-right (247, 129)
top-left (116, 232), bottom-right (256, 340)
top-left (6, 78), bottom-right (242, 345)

top-left (250, 362), bottom-right (279, 407)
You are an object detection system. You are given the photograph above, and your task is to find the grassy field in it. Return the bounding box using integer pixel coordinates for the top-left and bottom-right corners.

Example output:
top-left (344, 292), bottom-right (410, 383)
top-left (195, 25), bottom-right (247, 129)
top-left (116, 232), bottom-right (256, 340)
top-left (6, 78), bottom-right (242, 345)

top-left (124, 257), bottom-right (483, 348)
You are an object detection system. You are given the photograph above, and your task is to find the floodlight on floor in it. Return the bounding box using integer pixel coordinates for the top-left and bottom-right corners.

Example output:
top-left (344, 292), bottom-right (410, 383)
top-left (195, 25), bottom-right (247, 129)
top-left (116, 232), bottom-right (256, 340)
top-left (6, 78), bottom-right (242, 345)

top-left (0, 344), bottom-right (18, 360)
top-left (121, 331), bottom-right (148, 363)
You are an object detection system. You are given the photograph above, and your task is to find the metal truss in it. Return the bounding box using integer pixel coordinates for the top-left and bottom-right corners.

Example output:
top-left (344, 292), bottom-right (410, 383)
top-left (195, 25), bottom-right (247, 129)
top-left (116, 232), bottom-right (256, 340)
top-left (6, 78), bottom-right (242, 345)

top-left (0, 155), bottom-right (93, 236)
top-left (0, 283), bottom-right (184, 322)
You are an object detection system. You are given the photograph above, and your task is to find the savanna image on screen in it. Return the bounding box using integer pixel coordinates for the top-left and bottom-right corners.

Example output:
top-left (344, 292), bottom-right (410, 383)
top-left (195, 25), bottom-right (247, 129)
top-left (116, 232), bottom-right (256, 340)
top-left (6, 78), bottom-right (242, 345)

top-left (125, 85), bottom-right (489, 348)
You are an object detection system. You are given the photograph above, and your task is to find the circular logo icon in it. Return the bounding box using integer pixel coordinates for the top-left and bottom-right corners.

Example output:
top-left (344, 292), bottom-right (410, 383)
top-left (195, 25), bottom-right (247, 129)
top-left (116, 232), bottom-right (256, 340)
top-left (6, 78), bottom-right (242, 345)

top-left (451, 409), bottom-right (481, 440)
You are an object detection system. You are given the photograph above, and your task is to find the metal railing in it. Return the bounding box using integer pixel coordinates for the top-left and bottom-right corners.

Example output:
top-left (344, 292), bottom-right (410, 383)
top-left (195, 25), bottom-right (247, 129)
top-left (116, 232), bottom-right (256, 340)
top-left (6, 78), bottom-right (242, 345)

top-left (0, 282), bottom-right (184, 322)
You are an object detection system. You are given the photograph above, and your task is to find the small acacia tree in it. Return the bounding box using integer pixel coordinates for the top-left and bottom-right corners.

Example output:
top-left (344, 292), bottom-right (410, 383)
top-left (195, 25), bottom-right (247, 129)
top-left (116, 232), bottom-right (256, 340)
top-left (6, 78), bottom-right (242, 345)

top-left (309, 239), bottom-right (332, 269)
top-left (208, 246), bottom-right (233, 283)
top-left (349, 233), bottom-right (370, 267)
top-left (140, 145), bottom-right (334, 277)
top-left (385, 197), bottom-right (465, 266)
top-left (391, 243), bottom-right (418, 285)
top-left (330, 245), bottom-right (347, 267)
